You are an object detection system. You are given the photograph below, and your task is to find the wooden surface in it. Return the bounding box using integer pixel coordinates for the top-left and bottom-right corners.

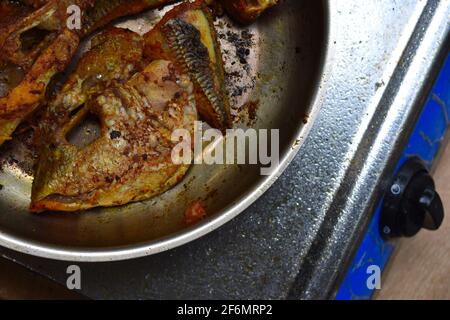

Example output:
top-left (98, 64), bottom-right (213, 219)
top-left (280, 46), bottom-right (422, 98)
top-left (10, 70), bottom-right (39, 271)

top-left (376, 142), bottom-right (450, 300)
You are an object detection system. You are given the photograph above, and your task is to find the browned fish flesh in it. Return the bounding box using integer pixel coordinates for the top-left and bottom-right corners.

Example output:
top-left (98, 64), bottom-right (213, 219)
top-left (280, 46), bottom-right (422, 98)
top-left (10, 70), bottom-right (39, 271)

top-left (31, 1), bottom-right (229, 212)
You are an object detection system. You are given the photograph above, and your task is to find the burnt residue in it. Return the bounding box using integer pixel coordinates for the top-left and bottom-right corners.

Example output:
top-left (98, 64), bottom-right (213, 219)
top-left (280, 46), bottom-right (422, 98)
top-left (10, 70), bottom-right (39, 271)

top-left (220, 29), bottom-right (254, 71)
top-left (227, 99), bottom-right (260, 127)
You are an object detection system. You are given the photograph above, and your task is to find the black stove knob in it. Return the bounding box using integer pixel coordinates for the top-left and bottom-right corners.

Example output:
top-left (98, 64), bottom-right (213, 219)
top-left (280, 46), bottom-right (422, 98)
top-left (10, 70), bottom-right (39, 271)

top-left (380, 157), bottom-right (444, 239)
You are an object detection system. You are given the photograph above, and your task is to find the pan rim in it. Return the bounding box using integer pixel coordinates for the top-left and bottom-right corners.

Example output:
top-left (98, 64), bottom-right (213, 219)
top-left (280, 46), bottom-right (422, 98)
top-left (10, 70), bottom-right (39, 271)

top-left (0, 0), bottom-right (337, 262)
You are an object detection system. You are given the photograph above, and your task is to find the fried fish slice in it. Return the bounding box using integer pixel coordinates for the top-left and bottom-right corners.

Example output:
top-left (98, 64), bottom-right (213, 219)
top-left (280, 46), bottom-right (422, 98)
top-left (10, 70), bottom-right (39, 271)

top-left (144, 0), bottom-right (232, 130)
top-left (220, 0), bottom-right (279, 24)
top-left (0, 0), bottom-right (94, 145)
top-left (0, 29), bottom-right (79, 144)
top-left (31, 1), bottom-right (229, 212)
top-left (31, 55), bottom-right (196, 213)
top-left (0, 1), bottom-right (33, 98)
top-left (31, 61), bottom-right (196, 212)
top-left (41, 27), bottom-right (146, 119)
top-left (30, 27), bottom-right (196, 212)
top-left (0, 1), bottom-right (93, 69)
top-left (0, 1), bottom-right (33, 27)
top-left (0, 0), bottom-right (175, 146)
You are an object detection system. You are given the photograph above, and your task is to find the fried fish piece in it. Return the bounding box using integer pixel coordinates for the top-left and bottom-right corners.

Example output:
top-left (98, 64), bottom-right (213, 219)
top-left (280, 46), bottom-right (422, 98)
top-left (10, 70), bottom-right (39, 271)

top-left (31, 28), bottom-right (197, 212)
top-left (144, 0), bottom-right (231, 130)
top-left (0, 0), bottom-right (175, 146)
top-left (0, 29), bottom-right (79, 145)
top-left (0, 0), bottom-right (95, 146)
top-left (220, 0), bottom-right (279, 24)
top-left (0, 1), bottom-right (33, 27)
top-left (31, 1), bottom-right (229, 212)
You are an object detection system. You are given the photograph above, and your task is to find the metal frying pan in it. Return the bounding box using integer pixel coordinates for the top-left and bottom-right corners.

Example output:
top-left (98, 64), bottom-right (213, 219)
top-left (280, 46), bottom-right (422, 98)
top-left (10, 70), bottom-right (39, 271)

top-left (0, 0), bottom-right (332, 261)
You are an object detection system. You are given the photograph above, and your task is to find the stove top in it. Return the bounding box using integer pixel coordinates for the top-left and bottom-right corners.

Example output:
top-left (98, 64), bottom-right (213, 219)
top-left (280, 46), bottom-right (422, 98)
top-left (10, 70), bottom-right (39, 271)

top-left (1, 0), bottom-right (449, 299)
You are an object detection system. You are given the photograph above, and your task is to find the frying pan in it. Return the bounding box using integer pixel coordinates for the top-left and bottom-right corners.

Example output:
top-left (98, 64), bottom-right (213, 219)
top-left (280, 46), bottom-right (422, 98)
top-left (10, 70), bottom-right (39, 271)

top-left (0, 0), bottom-right (333, 261)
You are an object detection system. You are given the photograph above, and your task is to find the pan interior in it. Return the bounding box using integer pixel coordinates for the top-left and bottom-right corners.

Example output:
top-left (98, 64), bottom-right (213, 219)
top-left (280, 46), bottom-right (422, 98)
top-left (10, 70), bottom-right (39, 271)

top-left (0, 1), bottom-right (327, 251)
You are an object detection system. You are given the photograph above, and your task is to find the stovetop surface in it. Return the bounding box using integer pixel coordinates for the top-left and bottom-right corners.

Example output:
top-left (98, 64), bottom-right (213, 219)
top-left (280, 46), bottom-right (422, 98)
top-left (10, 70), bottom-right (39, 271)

top-left (1, 0), bottom-right (449, 299)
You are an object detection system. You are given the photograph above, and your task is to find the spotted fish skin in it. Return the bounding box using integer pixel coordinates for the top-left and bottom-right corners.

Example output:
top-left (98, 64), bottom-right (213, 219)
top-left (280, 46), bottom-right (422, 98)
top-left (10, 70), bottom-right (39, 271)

top-left (31, 29), bottom-right (197, 212)
top-left (144, 0), bottom-right (232, 130)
